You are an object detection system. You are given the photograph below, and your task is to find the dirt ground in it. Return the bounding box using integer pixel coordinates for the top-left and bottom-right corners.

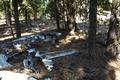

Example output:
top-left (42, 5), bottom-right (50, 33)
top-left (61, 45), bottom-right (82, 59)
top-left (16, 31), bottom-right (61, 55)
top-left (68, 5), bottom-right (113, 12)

top-left (0, 22), bottom-right (120, 80)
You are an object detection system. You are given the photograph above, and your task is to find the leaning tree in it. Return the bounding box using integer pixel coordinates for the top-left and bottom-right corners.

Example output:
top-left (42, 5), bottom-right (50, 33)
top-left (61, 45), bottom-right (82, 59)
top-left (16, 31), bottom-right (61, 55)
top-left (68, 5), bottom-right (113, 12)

top-left (106, 0), bottom-right (120, 59)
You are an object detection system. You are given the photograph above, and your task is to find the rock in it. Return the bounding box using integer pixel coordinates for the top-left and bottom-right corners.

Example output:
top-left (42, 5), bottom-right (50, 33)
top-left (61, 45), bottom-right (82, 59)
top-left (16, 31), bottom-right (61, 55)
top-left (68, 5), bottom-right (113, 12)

top-left (14, 44), bottom-right (22, 51)
top-left (25, 50), bottom-right (54, 71)
top-left (0, 54), bottom-right (12, 69)
top-left (27, 76), bottom-right (37, 80)
top-left (23, 57), bottom-right (36, 71)
top-left (42, 59), bottom-right (53, 71)
top-left (44, 77), bottom-right (52, 80)
top-left (27, 48), bottom-right (36, 57)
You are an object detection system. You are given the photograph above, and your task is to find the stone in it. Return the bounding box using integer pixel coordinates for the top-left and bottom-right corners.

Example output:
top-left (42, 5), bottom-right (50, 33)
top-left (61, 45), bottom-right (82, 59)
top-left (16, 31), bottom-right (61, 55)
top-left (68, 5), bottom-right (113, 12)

top-left (0, 54), bottom-right (12, 69)
top-left (42, 59), bottom-right (53, 71)
top-left (44, 77), bottom-right (52, 80)
top-left (23, 57), bottom-right (36, 71)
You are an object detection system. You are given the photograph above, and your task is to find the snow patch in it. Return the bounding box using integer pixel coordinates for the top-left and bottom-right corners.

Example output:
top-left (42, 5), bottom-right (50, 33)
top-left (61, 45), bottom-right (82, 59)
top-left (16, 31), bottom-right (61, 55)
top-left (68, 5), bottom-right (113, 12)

top-left (0, 71), bottom-right (37, 80)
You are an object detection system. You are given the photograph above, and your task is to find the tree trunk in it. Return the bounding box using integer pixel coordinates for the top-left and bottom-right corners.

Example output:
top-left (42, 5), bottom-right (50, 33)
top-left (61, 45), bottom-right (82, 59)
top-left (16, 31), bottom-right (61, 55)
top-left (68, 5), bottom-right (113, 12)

top-left (88, 0), bottom-right (97, 60)
top-left (25, 7), bottom-right (28, 27)
top-left (33, 11), bottom-right (37, 21)
top-left (54, 0), bottom-right (60, 30)
top-left (106, 0), bottom-right (120, 59)
top-left (6, 1), bottom-right (11, 26)
top-left (62, 0), bottom-right (67, 30)
top-left (13, 0), bottom-right (21, 38)
top-left (66, 0), bottom-right (77, 31)
top-left (5, 0), bottom-right (15, 38)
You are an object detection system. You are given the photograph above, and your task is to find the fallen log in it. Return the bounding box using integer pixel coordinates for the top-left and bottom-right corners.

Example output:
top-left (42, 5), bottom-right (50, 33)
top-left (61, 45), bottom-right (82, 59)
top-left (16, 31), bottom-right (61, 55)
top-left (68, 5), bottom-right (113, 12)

top-left (35, 49), bottom-right (78, 59)
top-left (0, 32), bottom-right (61, 52)
top-left (23, 49), bottom-right (78, 71)
top-left (13, 32), bottom-right (62, 44)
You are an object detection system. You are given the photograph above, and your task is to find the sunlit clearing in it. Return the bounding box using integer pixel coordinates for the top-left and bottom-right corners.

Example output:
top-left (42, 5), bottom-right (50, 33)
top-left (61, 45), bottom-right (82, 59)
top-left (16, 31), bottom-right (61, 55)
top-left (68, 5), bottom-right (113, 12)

top-left (108, 60), bottom-right (120, 80)
top-left (0, 32), bottom-right (33, 41)
top-left (59, 30), bottom-right (87, 46)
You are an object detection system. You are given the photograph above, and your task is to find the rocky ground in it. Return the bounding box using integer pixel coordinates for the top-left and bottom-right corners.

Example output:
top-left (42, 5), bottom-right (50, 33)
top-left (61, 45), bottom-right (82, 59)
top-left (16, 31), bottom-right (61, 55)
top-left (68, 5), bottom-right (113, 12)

top-left (0, 18), bottom-right (120, 80)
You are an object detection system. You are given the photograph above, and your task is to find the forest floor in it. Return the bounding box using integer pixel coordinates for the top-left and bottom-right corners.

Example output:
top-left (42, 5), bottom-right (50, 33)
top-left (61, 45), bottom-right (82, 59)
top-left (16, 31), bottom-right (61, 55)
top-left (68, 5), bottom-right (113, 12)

top-left (0, 20), bottom-right (120, 80)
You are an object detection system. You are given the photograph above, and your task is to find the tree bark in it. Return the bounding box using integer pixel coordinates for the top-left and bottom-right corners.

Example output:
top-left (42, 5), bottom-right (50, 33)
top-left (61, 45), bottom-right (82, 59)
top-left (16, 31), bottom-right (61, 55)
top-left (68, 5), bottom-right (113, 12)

top-left (6, 1), bottom-right (11, 26)
top-left (33, 11), bottom-right (37, 21)
top-left (65, 0), bottom-right (77, 31)
top-left (106, 0), bottom-right (120, 59)
top-left (67, 9), bottom-right (76, 30)
top-left (54, 0), bottom-right (60, 30)
top-left (25, 7), bottom-right (28, 27)
top-left (5, 0), bottom-right (14, 38)
top-left (88, 0), bottom-right (97, 60)
top-left (13, 0), bottom-right (21, 38)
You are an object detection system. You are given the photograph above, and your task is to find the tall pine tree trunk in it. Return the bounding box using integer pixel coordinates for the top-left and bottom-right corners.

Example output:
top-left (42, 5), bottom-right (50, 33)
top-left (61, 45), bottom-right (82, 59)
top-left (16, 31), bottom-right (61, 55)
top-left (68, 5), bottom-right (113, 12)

top-left (62, 0), bottom-right (67, 30)
top-left (33, 11), bottom-right (37, 21)
top-left (13, 0), bottom-right (21, 38)
top-left (25, 7), bottom-right (28, 27)
top-left (67, 6), bottom-right (76, 31)
top-left (88, 0), bottom-right (97, 60)
top-left (5, 0), bottom-right (14, 38)
top-left (6, 1), bottom-right (11, 26)
top-left (54, 0), bottom-right (60, 30)
top-left (66, 0), bottom-right (76, 31)
top-left (106, 0), bottom-right (120, 59)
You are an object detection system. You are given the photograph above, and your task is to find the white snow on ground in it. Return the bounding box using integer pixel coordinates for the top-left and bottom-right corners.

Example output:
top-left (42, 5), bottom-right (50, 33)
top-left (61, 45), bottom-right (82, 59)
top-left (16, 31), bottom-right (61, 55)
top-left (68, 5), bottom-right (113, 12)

top-left (0, 71), bottom-right (37, 80)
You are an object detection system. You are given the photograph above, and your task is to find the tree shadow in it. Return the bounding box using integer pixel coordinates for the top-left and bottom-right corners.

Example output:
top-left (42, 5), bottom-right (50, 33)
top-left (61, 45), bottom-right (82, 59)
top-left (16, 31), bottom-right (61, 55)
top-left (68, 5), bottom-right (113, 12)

top-left (49, 28), bottom-right (116, 80)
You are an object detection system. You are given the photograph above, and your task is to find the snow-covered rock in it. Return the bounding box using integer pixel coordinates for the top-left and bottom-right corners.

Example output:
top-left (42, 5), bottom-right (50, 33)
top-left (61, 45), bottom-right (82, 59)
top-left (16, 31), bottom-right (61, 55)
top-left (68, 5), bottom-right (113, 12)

top-left (0, 71), bottom-right (37, 80)
top-left (23, 57), bottom-right (36, 70)
top-left (14, 44), bottom-right (22, 51)
top-left (44, 77), bottom-right (52, 80)
top-left (42, 59), bottom-right (53, 71)
top-left (0, 54), bottom-right (12, 69)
